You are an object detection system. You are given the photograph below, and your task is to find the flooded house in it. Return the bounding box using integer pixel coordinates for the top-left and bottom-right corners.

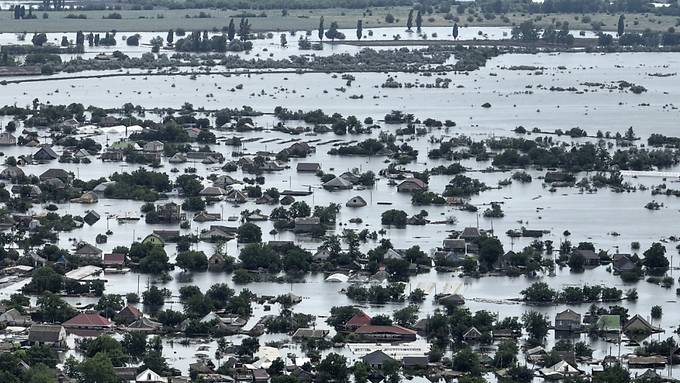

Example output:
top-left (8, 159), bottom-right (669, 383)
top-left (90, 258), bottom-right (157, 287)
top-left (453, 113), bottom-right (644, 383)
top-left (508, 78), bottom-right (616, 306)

top-left (296, 162), bottom-right (321, 173)
top-left (397, 177), bottom-right (428, 193)
top-left (353, 325), bottom-right (417, 342)
top-left (28, 324), bottom-right (66, 348)
top-left (554, 309), bottom-right (582, 332)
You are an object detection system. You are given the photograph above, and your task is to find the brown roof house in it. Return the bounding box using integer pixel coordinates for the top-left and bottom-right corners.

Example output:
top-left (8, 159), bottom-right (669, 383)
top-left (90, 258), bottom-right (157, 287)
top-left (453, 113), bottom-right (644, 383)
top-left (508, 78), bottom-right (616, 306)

top-left (62, 311), bottom-right (113, 330)
top-left (397, 178), bottom-right (428, 193)
top-left (354, 325), bottom-right (417, 342)
top-left (116, 304), bottom-right (143, 324)
top-left (28, 324), bottom-right (66, 347)
top-left (294, 217), bottom-right (322, 233)
top-left (623, 314), bottom-right (662, 334)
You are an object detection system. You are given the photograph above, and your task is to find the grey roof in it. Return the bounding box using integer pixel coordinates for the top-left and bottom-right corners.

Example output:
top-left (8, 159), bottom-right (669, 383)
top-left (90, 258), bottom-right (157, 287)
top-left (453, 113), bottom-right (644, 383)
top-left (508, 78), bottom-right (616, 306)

top-left (296, 162), bottom-right (320, 172)
top-left (361, 350), bottom-right (394, 365)
top-left (555, 309), bottom-right (581, 322)
top-left (28, 324), bottom-right (64, 343)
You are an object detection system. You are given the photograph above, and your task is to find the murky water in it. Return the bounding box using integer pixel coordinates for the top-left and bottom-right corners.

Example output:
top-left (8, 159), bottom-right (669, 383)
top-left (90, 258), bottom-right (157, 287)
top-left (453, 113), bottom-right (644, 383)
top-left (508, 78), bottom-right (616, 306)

top-left (1, 38), bottom-right (680, 380)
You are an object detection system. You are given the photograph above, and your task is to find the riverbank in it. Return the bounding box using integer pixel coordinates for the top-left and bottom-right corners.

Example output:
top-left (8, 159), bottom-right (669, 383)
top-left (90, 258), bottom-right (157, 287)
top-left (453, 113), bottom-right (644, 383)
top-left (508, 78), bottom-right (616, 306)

top-left (0, 7), bottom-right (678, 33)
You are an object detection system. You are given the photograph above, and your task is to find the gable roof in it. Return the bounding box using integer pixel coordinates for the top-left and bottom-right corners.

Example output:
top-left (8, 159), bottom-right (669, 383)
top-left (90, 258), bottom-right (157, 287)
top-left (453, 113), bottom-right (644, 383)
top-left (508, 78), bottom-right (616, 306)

top-left (555, 309), bottom-right (581, 322)
top-left (346, 311), bottom-right (372, 327)
top-left (361, 350), bottom-right (394, 365)
top-left (63, 312), bottom-right (112, 328)
top-left (354, 325), bottom-right (416, 335)
top-left (28, 324), bottom-right (64, 343)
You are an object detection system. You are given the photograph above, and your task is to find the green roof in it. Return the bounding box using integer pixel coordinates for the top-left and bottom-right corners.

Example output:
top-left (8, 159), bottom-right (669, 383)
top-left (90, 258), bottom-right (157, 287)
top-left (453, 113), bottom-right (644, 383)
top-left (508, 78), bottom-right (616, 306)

top-left (596, 315), bottom-right (620, 331)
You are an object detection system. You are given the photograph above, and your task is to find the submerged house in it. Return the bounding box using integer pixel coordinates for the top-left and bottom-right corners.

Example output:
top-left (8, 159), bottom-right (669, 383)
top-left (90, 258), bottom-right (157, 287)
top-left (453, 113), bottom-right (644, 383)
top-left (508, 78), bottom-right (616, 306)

top-left (554, 309), bottom-right (581, 332)
top-left (33, 145), bottom-right (59, 161)
top-left (322, 176), bottom-right (353, 191)
top-left (28, 324), bottom-right (66, 347)
top-left (346, 196), bottom-right (367, 207)
top-left (397, 177), bottom-right (428, 193)
top-left (354, 325), bottom-right (417, 342)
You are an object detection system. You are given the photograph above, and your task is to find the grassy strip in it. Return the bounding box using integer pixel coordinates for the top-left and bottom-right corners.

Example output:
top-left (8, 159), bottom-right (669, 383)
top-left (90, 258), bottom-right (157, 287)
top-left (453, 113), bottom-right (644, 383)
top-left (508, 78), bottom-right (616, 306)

top-left (0, 7), bottom-right (677, 33)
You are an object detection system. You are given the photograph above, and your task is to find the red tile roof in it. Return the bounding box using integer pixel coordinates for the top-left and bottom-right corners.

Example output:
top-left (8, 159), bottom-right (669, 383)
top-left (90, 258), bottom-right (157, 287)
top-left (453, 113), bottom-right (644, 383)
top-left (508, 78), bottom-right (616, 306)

top-left (62, 312), bottom-right (112, 328)
top-left (354, 325), bottom-right (416, 335)
top-left (346, 312), bottom-right (372, 327)
top-left (119, 304), bottom-right (142, 318)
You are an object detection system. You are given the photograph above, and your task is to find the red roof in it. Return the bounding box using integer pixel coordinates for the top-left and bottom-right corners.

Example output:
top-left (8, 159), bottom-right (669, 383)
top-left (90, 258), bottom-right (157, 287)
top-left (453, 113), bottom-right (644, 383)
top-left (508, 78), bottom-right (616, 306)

top-left (119, 304), bottom-right (142, 318)
top-left (346, 312), bottom-right (372, 327)
top-left (354, 325), bottom-right (416, 335)
top-left (63, 312), bottom-right (112, 328)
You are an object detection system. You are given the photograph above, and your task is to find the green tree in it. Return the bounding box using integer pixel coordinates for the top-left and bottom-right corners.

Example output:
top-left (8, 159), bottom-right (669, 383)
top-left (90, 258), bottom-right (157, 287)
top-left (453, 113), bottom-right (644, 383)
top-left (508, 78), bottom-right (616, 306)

top-left (175, 251), bottom-right (208, 271)
top-left (121, 332), bottom-right (147, 359)
top-left (78, 352), bottom-right (119, 383)
top-left (452, 346), bottom-right (481, 375)
top-left (593, 364), bottom-right (629, 383)
top-left (406, 9), bottom-right (413, 31)
top-left (453, 22), bottom-right (459, 39)
top-left (415, 10), bottom-right (422, 32)
top-left (227, 19), bottom-right (236, 40)
top-left (356, 20), bottom-right (363, 40)
top-left (317, 353), bottom-right (349, 382)
top-left (318, 16), bottom-right (324, 41)
top-left (643, 242), bottom-right (668, 271)
top-left (37, 293), bottom-right (76, 323)
top-left (617, 15), bottom-right (625, 37)
top-left (478, 236), bottom-right (503, 268)
top-left (393, 305), bottom-right (419, 327)
top-left (522, 311), bottom-right (549, 342)
top-left (237, 222), bottom-right (262, 243)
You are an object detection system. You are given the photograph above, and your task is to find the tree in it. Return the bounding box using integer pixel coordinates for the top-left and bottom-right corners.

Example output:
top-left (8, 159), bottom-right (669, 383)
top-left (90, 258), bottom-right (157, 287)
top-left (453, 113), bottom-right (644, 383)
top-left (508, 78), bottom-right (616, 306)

top-left (142, 285), bottom-right (166, 307)
top-left (175, 251), bottom-right (208, 271)
top-left (37, 293), bottom-right (76, 323)
top-left (239, 243), bottom-right (280, 272)
top-left (238, 17), bottom-right (250, 41)
top-left (84, 335), bottom-right (127, 366)
top-left (406, 9), bottom-right (413, 31)
top-left (26, 363), bottom-right (55, 383)
top-left (452, 347), bottom-right (481, 375)
top-left (352, 361), bottom-right (369, 383)
top-left (381, 209), bottom-right (407, 227)
top-left (393, 305), bottom-right (419, 327)
top-left (643, 242), bottom-right (668, 271)
top-left (593, 364), bottom-right (629, 383)
top-left (356, 20), bottom-right (363, 40)
top-left (237, 222), bottom-right (262, 243)
top-left (325, 21), bottom-right (344, 42)
top-left (522, 311), bottom-right (549, 342)
top-left (568, 252), bottom-right (585, 271)
top-left (520, 282), bottom-right (556, 302)
top-left (478, 236), bottom-right (503, 268)
top-left (166, 29), bottom-right (174, 45)
top-left (121, 332), bottom-right (147, 359)
top-left (95, 294), bottom-right (124, 319)
top-left (415, 10), bottom-right (422, 32)
top-left (280, 34), bottom-right (287, 47)
top-left (453, 23), bottom-right (459, 39)
top-left (32, 33), bottom-right (47, 46)
top-left (651, 305), bottom-right (662, 319)
top-left (227, 19), bottom-right (236, 41)
top-left (617, 15), bottom-right (625, 37)
top-left (77, 352), bottom-right (119, 383)
top-left (317, 353), bottom-right (349, 382)
top-left (318, 16), bottom-right (324, 42)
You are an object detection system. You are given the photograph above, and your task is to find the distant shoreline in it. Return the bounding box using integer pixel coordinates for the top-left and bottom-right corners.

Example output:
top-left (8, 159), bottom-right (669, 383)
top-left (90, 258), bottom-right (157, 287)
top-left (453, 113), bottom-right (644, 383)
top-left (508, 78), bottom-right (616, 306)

top-left (0, 7), bottom-right (678, 34)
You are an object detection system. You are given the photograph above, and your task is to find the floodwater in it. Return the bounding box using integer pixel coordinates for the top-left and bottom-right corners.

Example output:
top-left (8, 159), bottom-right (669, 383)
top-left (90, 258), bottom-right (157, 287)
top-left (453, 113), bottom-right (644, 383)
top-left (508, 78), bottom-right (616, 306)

top-left (1, 33), bottom-right (680, 381)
